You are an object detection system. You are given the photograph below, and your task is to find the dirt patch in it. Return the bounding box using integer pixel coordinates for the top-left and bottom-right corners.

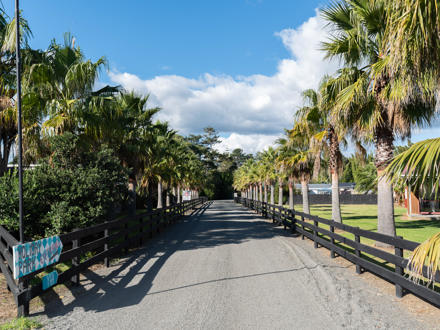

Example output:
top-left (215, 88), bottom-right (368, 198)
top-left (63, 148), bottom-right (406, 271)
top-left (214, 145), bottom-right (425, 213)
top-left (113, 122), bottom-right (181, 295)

top-left (0, 262), bottom-right (107, 324)
top-left (0, 273), bottom-right (16, 322)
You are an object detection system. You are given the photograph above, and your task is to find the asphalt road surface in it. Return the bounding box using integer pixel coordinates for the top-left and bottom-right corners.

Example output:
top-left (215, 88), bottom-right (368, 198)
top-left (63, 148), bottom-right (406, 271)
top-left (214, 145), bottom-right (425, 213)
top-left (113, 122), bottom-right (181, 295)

top-left (39, 200), bottom-right (431, 329)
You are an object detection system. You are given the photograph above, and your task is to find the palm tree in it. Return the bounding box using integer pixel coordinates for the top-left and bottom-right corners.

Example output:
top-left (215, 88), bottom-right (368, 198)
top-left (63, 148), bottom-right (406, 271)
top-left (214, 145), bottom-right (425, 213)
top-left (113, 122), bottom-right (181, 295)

top-left (0, 9), bottom-right (32, 175)
top-left (260, 147), bottom-right (277, 204)
top-left (321, 0), bottom-right (436, 238)
top-left (274, 152), bottom-right (287, 207)
top-left (384, 138), bottom-right (440, 285)
top-left (275, 144), bottom-right (294, 210)
top-left (296, 81), bottom-right (345, 223)
top-left (384, 0), bottom-right (440, 109)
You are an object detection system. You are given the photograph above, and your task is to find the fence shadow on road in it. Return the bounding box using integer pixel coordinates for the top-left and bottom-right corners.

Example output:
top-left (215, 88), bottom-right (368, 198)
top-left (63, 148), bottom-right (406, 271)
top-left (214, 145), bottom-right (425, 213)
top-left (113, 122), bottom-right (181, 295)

top-left (34, 200), bottom-right (291, 319)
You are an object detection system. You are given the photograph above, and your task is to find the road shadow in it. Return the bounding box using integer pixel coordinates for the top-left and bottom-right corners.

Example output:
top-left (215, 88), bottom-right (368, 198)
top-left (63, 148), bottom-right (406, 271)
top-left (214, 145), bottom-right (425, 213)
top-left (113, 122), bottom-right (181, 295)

top-left (34, 200), bottom-right (288, 319)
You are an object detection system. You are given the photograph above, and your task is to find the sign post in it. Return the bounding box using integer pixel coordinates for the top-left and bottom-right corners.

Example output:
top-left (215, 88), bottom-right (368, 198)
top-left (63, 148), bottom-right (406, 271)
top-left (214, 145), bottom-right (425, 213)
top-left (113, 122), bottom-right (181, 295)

top-left (182, 190), bottom-right (191, 201)
top-left (42, 271), bottom-right (59, 290)
top-left (12, 236), bottom-right (63, 279)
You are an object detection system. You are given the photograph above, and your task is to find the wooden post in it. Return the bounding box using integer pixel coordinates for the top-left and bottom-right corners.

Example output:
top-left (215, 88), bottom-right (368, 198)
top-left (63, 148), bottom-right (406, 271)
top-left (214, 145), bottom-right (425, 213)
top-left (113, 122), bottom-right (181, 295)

top-left (150, 213), bottom-right (154, 238)
top-left (313, 219), bottom-right (318, 249)
top-left (124, 222), bottom-right (129, 254)
top-left (17, 278), bottom-right (29, 317)
top-left (104, 224), bottom-right (110, 268)
top-left (355, 228), bottom-right (362, 274)
top-left (301, 216), bottom-right (305, 240)
top-left (72, 228), bottom-right (80, 286)
top-left (283, 210), bottom-right (287, 230)
top-left (330, 225), bottom-right (336, 259)
top-left (291, 211), bottom-right (296, 234)
top-left (139, 216), bottom-right (143, 246)
top-left (395, 236), bottom-right (404, 298)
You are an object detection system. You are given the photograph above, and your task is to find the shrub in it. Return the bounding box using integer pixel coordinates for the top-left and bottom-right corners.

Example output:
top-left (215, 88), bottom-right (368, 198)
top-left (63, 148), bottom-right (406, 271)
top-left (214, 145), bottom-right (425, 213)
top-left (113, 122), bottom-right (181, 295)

top-left (0, 133), bottom-right (129, 239)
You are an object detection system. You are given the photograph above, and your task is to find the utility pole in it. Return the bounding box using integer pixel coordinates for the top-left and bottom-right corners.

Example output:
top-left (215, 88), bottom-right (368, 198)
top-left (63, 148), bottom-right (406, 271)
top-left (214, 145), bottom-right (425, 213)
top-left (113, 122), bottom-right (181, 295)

top-left (15, 0), bottom-right (24, 243)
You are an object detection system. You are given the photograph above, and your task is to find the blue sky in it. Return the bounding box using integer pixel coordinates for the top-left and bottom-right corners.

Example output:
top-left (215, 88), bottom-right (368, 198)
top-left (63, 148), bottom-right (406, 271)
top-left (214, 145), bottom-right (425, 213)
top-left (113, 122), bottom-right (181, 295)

top-left (4, 1), bottom-right (327, 79)
top-left (3, 0), bottom-right (436, 153)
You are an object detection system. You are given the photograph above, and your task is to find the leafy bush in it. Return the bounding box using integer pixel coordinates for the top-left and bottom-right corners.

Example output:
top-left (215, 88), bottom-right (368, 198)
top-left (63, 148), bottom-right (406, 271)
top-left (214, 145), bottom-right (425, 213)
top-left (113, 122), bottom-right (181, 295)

top-left (0, 133), bottom-right (129, 239)
top-left (351, 158), bottom-right (377, 193)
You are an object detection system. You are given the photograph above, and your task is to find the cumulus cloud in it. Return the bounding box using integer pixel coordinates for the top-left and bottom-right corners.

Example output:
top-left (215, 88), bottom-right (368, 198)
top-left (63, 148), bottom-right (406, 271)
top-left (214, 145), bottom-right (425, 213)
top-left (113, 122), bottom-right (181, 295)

top-left (109, 11), bottom-right (340, 154)
top-left (214, 133), bottom-right (282, 154)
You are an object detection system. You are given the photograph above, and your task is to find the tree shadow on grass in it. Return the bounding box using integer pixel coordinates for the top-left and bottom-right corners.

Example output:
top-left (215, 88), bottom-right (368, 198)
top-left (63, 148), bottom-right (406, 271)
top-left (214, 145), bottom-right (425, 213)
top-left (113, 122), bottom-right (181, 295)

top-left (395, 219), bottom-right (440, 230)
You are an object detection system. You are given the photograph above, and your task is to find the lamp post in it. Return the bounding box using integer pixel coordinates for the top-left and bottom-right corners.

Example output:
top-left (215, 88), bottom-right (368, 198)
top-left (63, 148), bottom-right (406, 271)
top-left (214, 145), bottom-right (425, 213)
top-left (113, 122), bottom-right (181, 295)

top-left (15, 0), bottom-right (24, 243)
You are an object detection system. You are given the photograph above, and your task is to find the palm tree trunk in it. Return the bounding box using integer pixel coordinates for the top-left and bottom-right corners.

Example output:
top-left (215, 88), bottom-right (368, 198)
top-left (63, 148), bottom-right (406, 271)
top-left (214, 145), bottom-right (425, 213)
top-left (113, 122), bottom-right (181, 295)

top-left (328, 126), bottom-right (342, 223)
top-left (278, 179), bottom-right (283, 206)
top-left (0, 138), bottom-right (12, 177)
top-left (259, 183), bottom-right (263, 202)
top-left (270, 184), bottom-right (275, 205)
top-left (146, 183), bottom-right (153, 212)
top-left (375, 124), bottom-right (396, 241)
top-left (331, 172), bottom-right (342, 223)
top-left (312, 150), bottom-right (321, 181)
top-left (166, 189), bottom-right (170, 207)
top-left (288, 177), bottom-right (294, 210)
top-left (177, 184), bottom-right (181, 203)
top-left (301, 179), bottom-right (310, 214)
top-left (128, 177), bottom-right (136, 216)
top-left (157, 179), bottom-right (163, 209)
top-left (264, 183), bottom-right (268, 203)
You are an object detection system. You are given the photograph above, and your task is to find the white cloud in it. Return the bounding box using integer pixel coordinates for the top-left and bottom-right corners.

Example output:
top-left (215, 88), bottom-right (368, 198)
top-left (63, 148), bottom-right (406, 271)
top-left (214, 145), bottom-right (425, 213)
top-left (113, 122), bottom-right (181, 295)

top-left (109, 11), bottom-right (340, 154)
top-left (215, 133), bottom-right (282, 154)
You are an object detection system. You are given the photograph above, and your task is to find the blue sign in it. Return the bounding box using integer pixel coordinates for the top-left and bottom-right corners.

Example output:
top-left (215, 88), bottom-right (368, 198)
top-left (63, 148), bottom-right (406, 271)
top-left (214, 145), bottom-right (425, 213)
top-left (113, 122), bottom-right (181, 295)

top-left (12, 236), bottom-right (63, 279)
top-left (42, 271), bottom-right (58, 290)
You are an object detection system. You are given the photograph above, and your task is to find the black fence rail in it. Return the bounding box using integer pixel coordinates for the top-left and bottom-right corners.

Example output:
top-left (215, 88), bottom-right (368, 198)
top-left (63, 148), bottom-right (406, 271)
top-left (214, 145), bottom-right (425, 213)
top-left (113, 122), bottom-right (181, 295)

top-left (0, 197), bottom-right (208, 316)
top-left (235, 197), bottom-right (440, 307)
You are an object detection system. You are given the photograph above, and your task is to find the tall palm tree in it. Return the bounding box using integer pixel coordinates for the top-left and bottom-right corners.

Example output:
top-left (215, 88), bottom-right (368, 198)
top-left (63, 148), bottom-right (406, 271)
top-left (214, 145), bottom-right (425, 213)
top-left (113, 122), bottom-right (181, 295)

top-left (296, 81), bottom-right (345, 223)
top-left (0, 9), bottom-right (32, 175)
top-left (384, 0), bottom-right (440, 108)
top-left (260, 147), bottom-right (277, 204)
top-left (26, 33), bottom-right (107, 135)
top-left (274, 152), bottom-right (287, 207)
top-left (321, 0), bottom-right (436, 238)
top-left (275, 144), bottom-right (294, 210)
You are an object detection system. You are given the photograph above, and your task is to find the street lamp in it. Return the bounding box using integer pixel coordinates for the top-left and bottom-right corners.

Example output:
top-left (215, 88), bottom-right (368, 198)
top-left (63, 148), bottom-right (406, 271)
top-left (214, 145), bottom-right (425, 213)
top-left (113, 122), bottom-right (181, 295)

top-left (15, 0), bottom-right (24, 243)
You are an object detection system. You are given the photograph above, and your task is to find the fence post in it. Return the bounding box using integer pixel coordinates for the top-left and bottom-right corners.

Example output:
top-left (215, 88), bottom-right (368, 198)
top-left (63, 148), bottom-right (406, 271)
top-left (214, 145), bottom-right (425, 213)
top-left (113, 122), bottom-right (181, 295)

top-left (301, 216), bottom-right (305, 240)
top-left (394, 236), bottom-right (404, 298)
top-left (150, 213), bottom-right (154, 238)
top-left (354, 228), bottom-right (362, 274)
top-left (72, 228), bottom-right (80, 286)
top-left (283, 209), bottom-right (287, 230)
top-left (139, 215), bottom-right (143, 247)
top-left (330, 225), bottom-right (336, 259)
top-left (17, 278), bottom-right (29, 317)
top-left (124, 221), bottom-right (129, 254)
top-left (291, 210), bottom-right (296, 234)
top-left (313, 219), bottom-right (319, 249)
top-left (104, 223), bottom-right (110, 268)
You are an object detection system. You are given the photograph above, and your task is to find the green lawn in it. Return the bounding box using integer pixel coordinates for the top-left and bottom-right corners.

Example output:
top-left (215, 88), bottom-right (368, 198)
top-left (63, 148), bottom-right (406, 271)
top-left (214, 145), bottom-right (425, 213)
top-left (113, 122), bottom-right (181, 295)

top-left (291, 203), bottom-right (440, 244)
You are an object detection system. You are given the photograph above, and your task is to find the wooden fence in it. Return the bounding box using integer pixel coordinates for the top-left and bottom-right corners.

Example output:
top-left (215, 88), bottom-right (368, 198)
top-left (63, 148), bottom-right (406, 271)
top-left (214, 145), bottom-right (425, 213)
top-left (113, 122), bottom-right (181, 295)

top-left (0, 198), bottom-right (207, 316)
top-left (235, 197), bottom-right (440, 307)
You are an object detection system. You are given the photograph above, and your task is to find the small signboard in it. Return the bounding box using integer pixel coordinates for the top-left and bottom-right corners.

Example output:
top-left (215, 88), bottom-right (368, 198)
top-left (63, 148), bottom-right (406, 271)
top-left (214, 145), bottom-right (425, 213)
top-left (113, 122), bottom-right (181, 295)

top-left (42, 270), bottom-right (58, 290)
top-left (13, 236), bottom-right (63, 279)
top-left (182, 190), bottom-right (191, 201)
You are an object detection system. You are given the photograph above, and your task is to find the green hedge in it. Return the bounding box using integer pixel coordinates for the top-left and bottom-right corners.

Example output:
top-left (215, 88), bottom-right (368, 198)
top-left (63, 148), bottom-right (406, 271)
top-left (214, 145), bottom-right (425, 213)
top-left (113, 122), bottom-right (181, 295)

top-left (0, 133), bottom-right (129, 239)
